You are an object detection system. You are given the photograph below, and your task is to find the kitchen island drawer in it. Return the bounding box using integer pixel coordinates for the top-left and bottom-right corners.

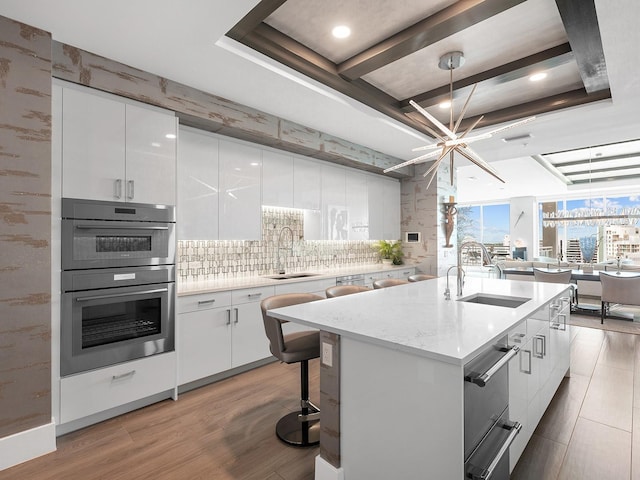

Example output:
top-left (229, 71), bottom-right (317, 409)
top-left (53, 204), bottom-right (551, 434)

top-left (177, 291), bottom-right (232, 314)
top-left (60, 352), bottom-right (176, 424)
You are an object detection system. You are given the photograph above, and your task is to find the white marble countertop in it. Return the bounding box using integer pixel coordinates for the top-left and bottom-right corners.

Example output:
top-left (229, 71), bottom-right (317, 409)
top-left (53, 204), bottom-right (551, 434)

top-left (177, 263), bottom-right (413, 296)
top-left (268, 277), bottom-right (569, 366)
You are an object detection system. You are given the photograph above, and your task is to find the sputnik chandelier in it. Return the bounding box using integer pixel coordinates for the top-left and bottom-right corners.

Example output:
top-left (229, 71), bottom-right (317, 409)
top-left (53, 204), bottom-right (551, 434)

top-left (384, 51), bottom-right (535, 188)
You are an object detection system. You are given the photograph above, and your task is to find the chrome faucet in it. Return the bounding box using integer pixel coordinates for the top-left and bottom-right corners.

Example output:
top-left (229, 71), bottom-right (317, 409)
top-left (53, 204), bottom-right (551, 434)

top-left (445, 264), bottom-right (465, 300)
top-left (445, 241), bottom-right (498, 299)
top-left (276, 227), bottom-right (294, 274)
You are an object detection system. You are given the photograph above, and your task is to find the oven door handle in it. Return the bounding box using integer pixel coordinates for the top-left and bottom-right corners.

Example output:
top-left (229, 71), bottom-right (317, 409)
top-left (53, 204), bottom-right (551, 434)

top-left (465, 345), bottom-right (520, 387)
top-left (76, 288), bottom-right (168, 302)
top-left (75, 225), bottom-right (169, 230)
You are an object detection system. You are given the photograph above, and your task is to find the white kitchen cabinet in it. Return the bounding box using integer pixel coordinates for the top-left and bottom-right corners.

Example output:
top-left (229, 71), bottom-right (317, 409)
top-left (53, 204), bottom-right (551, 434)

top-left (176, 286), bottom-right (274, 386)
top-left (230, 286), bottom-right (274, 366)
top-left (177, 291), bottom-right (233, 385)
top-left (262, 149), bottom-right (294, 208)
top-left (177, 127), bottom-right (219, 240)
top-left (346, 170), bottom-right (369, 240)
top-left (293, 157), bottom-right (321, 210)
top-left (393, 267), bottom-right (415, 280)
top-left (59, 352), bottom-right (176, 424)
top-left (124, 103), bottom-right (177, 205)
top-left (364, 270), bottom-right (395, 288)
top-left (367, 174), bottom-right (401, 240)
top-left (322, 163), bottom-right (347, 240)
top-left (60, 82), bottom-right (177, 204)
top-left (61, 85), bottom-right (126, 201)
top-left (218, 140), bottom-right (262, 240)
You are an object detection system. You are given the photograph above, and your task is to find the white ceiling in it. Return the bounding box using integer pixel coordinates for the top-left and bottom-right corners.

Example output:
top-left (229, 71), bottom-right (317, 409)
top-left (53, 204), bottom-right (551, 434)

top-left (1, 0), bottom-right (639, 203)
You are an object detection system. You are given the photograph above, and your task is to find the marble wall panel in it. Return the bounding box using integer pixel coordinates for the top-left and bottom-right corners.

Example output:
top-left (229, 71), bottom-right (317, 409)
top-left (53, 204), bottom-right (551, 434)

top-left (0, 16), bottom-right (52, 438)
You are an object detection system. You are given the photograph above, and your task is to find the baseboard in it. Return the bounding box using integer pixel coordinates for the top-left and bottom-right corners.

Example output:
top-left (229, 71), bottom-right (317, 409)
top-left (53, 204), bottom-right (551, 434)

top-left (0, 421), bottom-right (56, 471)
top-left (315, 455), bottom-right (344, 480)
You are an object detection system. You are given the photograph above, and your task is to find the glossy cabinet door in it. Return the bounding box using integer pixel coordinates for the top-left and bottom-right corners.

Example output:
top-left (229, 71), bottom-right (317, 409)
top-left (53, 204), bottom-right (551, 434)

top-left (322, 163), bottom-right (346, 240)
top-left (177, 127), bottom-right (219, 240)
top-left (218, 140), bottom-right (262, 240)
top-left (346, 170), bottom-right (369, 240)
top-left (230, 286), bottom-right (275, 367)
top-left (62, 86), bottom-right (126, 201)
top-left (125, 103), bottom-right (177, 205)
top-left (367, 174), bottom-right (386, 240)
top-left (262, 150), bottom-right (294, 208)
top-left (293, 157), bottom-right (321, 210)
top-left (382, 176), bottom-right (401, 240)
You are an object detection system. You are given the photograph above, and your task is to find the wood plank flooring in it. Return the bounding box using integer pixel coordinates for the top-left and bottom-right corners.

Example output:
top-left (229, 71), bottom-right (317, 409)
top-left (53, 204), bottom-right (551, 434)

top-left (1, 324), bottom-right (639, 479)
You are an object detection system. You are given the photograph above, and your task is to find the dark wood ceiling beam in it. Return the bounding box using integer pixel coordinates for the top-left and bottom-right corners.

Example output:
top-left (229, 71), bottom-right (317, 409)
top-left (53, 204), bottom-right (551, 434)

top-left (337, 0), bottom-right (526, 81)
top-left (453, 87), bottom-right (611, 131)
top-left (226, 0), bottom-right (287, 42)
top-left (400, 43), bottom-right (573, 111)
top-left (555, 0), bottom-right (609, 93)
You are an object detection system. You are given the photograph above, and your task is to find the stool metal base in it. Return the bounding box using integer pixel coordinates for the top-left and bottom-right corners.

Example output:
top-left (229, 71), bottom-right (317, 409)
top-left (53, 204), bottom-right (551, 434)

top-left (276, 411), bottom-right (320, 447)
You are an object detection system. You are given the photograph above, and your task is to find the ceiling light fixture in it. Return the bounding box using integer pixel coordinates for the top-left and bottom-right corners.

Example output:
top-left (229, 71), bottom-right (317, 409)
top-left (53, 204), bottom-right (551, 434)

top-left (165, 133), bottom-right (176, 139)
top-left (384, 51), bottom-right (536, 188)
top-left (332, 25), bottom-right (351, 39)
top-left (439, 100), bottom-right (451, 109)
top-left (502, 133), bottom-right (532, 143)
top-left (529, 72), bottom-right (547, 82)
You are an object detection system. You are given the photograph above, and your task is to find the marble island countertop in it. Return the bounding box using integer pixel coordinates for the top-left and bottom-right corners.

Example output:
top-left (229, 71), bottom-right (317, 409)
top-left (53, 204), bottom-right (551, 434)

top-left (269, 276), bottom-right (569, 366)
top-left (177, 263), bottom-right (412, 296)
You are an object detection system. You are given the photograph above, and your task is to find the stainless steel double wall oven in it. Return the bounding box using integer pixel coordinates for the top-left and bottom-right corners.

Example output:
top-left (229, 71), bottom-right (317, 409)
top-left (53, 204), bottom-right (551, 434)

top-left (61, 198), bottom-right (176, 376)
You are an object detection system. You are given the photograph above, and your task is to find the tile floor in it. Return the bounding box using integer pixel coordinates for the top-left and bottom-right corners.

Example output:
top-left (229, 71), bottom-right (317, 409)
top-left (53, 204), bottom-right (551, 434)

top-left (511, 324), bottom-right (639, 479)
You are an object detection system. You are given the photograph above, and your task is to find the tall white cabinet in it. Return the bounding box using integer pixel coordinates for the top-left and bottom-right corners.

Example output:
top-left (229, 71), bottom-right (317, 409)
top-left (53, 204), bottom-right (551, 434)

top-left (60, 81), bottom-right (177, 205)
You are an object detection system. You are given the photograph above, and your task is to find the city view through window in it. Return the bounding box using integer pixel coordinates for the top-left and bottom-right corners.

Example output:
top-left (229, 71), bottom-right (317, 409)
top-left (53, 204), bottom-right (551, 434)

top-left (459, 194), bottom-right (640, 263)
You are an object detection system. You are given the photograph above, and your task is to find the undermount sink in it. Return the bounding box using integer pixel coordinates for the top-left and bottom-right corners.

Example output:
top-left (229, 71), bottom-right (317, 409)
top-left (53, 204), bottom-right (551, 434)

top-left (458, 293), bottom-right (531, 308)
top-left (265, 273), bottom-right (320, 280)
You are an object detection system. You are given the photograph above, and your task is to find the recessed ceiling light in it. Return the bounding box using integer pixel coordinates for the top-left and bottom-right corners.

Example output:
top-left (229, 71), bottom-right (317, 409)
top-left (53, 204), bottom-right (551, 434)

top-left (332, 25), bottom-right (351, 39)
top-left (165, 133), bottom-right (177, 139)
top-left (439, 100), bottom-right (451, 109)
top-left (529, 72), bottom-right (547, 82)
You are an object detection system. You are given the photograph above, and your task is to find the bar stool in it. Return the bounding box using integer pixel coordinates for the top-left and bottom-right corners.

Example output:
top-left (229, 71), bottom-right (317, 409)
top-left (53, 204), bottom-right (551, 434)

top-left (260, 293), bottom-right (322, 447)
top-left (325, 285), bottom-right (370, 298)
top-left (532, 268), bottom-right (577, 305)
top-left (408, 274), bottom-right (436, 282)
top-left (373, 278), bottom-right (409, 289)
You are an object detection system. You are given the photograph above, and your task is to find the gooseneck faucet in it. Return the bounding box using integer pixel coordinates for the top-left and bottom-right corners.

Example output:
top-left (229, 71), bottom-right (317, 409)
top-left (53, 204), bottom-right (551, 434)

top-left (444, 240), bottom-right (499, 300)
top-left (276, 226), bottom-right (294, 275)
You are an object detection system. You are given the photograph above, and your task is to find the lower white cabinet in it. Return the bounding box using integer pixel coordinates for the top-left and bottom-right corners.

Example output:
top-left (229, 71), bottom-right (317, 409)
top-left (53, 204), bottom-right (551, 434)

top-left (59, 352), bottom-right (176, 424)
top-left (177, 286), bottom-right (274, 385)
top-left (509, 289), bottom-right (571, 471)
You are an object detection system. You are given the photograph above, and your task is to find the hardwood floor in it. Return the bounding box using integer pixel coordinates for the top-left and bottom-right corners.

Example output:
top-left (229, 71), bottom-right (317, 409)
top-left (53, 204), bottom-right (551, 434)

top-left (1, 324), bottom-right (639, 479)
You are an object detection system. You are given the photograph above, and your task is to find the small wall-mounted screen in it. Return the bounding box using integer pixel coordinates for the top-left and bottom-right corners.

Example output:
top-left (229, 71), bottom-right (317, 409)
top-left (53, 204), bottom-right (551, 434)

top-left (406, 232), bottom-right (421, 243)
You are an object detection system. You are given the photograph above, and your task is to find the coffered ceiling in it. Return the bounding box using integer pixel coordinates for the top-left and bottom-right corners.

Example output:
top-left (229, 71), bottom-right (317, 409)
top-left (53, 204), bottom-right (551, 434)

top-left (228, 0), bottom-right (611, 138)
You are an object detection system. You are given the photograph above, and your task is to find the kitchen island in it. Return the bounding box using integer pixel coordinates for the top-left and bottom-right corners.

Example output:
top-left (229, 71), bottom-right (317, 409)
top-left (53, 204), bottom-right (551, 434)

top-left (269, 276), bottom-right (571, 480)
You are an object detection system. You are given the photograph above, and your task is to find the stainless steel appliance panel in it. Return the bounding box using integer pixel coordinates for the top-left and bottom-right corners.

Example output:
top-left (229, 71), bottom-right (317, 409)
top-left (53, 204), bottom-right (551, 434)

top-left (61, 279), bottom-right (174, 376)
top-left (335, 274), bottom-right (365, 286)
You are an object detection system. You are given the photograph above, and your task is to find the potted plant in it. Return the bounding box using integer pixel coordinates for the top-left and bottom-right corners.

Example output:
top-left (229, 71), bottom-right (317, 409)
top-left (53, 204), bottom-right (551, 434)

top-left (373, 240), bottom-right (403, 265)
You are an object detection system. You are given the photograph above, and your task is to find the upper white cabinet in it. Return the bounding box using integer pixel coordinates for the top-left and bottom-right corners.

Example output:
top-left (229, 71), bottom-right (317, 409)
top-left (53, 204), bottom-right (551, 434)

top-left (61, 82), bottom-right (177, 205)
top-left (321, 163), bottom-right (346, 240)
top-left (177, 127), bottom-right (219, 240)
top-left (346, 170), bottom-right (369, 240)
top-left (368, 174), bottom-right (401, 240)
top-left (124, 103), bottom-right (177, 205)
top-left (293, 157), bottom-right (321, 210)
top-left (262, 150), bottom-right (294, 208)
top-left (218, 140), bottom-right (262, 240)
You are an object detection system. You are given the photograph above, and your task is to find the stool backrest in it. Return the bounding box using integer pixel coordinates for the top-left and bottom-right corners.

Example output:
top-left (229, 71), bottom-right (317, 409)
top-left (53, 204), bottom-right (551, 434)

top-left (600, 272), bottom-right (640, 305)
top-left (260, 293), bottom-right (323, 360)
top-left (325, 285), bottom-right (370, 298)
top-left (373, 278), bottom-right (409, 289)
top-left (408, 274), bottom-right (436, 282)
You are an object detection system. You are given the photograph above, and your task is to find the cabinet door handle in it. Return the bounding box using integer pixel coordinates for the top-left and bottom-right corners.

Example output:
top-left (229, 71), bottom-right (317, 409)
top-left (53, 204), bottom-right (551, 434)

top-left (520, 349), bottom-right (532, 374)
top-left (112, 370), bottom-right (136, 381)
top-left (234, 307), bottom-right (239, 324)
top-left (114, 179), bottom-right (122, 199)
top-left (198, 299), bottom-right (216, 306)
top-left (533, 334), bottom-right (546, 358)
top-left (226, 309), bottom-right (231, 326)
top-left (247, 293), bottom-right (262, 299)
top-left (127, 180), bottom-right (135, 200)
